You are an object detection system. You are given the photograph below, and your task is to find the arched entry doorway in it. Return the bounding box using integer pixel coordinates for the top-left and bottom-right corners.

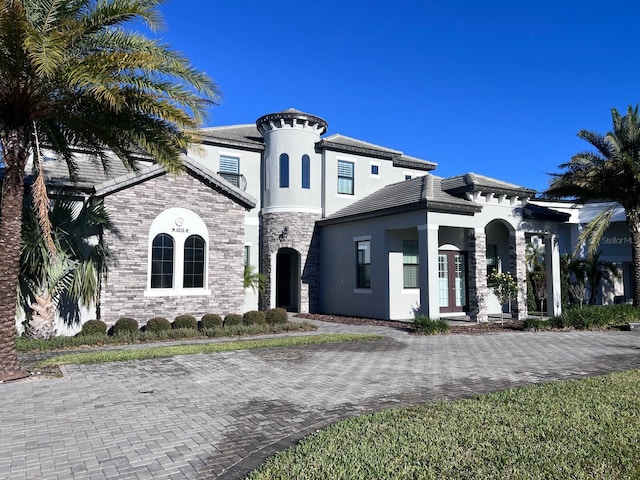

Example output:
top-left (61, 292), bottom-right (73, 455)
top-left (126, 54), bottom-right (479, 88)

top-left (276, 248), bottom-right (300, 312)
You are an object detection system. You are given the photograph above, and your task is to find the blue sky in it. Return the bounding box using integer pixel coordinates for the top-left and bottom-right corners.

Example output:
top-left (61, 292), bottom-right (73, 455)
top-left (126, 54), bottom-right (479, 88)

top-left (157, 1), bottom-right (640, 194)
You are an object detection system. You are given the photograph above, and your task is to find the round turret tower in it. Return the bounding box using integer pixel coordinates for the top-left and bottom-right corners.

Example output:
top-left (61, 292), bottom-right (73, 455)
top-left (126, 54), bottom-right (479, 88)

top-left (256, 109), bottom-right (328, 313)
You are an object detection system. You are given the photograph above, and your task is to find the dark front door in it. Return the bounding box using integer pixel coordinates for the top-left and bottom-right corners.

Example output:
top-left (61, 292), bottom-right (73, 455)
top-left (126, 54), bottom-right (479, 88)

top-left (439, 250), bottom-right (467, 313)
top-left (276, 248), bottom-right (300, 312)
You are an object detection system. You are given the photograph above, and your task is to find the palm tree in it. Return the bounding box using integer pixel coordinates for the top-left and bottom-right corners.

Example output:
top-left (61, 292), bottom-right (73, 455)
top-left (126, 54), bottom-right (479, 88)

top-left (545, 105), bottom-right (640, 308)
top-left (0, 0), bottom-right (218, 381)
top-left (19, 195), bottom-right (113, 332)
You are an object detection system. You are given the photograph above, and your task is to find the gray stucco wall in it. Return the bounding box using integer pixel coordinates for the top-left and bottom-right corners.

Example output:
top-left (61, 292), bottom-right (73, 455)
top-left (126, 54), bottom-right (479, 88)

top-left (100, 171), bottom-right (246, 326)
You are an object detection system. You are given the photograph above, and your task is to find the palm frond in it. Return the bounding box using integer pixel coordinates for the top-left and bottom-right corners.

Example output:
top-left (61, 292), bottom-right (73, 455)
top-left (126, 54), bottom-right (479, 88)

top-left (573, 208), bottom-right (614, 259)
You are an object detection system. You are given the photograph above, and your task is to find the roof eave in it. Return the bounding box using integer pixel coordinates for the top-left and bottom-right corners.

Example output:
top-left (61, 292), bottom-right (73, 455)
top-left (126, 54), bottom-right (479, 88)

top-left (315, 140), bottom-right (396, 160)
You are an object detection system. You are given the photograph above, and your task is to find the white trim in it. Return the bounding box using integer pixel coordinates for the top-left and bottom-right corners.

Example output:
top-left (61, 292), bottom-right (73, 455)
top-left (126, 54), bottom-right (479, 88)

top-left (219, 150), bottom-right (242, 159)
top-left (353, 235), bottom-right (372, 242)
top-left (261, 206), bottom-right (323, 215)
top-left (335, 193), bottom-right (357, 199)
top-left (144, 288), bottom-right (211, 297)
top-left (402, 288), bottom-right (420, 294)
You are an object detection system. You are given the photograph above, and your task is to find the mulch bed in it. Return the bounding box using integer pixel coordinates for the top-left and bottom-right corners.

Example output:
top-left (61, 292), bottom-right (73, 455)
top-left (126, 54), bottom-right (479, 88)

top-left (296, 313), bottom-right (525, 335)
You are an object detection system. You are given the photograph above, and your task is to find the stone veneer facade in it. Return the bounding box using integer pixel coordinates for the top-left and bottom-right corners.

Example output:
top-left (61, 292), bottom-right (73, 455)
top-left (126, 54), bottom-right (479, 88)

top-left (467, 228), bottom-right (489, 322)
top-left (260, 211), bottom-right (321, 313)
top-left (510, 230), bottom-right (528, 320)
top-left (99, 171), bottom-right (246, 326)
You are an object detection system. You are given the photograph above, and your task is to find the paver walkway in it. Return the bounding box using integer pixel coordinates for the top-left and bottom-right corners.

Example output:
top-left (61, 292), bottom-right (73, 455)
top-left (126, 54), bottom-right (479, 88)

top-left (2, 321), bottom-right (639, 479)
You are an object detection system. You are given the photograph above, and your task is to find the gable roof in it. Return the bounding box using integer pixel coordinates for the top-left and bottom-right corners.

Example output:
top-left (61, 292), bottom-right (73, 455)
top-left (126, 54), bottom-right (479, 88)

top-left (93, 155), bottom-right (256, 210)
top-left (319, 174), bottom-right (481, 225)
top-left (441, 172), bottom-right (536, 198)
top-left (317, 134), bottom-right (437, 171)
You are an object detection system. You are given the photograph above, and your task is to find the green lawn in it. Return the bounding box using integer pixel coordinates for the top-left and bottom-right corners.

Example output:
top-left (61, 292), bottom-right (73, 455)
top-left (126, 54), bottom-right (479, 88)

top-left (247, 370), bottom-right (640, 480)
top-left (36, 334), bottom-right (382, 366)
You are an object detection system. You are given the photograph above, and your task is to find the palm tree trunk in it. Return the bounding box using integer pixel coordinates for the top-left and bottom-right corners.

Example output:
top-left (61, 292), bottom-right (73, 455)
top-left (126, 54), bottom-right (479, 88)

top-left (0, 128), bottom-right (29, 381)
top-left (627, 209), bottom-right (640, 308)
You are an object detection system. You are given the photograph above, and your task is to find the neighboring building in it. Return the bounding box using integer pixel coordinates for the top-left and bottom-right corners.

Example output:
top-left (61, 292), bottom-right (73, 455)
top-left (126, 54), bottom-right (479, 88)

top-left (6, 107), bottom-right (633, 332)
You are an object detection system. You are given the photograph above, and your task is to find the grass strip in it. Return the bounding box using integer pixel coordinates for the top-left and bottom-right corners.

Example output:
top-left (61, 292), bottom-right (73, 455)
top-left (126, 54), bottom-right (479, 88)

top-left (36, 334), bottom-right (382, 367)
top-left (247, 369), bottom-right (640, 480)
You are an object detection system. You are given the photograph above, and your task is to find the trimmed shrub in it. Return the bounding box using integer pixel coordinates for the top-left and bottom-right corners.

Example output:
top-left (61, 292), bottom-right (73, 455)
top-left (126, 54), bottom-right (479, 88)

top-left (173, 314), bottom-right (198, 330)
top-left (200, 314), bottom-right (223, 329)
top-left (80, 319), bottom-right (107, 336)
top-left (113, 317), bottom-right (139, 335)
top-left (145, 317), bottom-right (171, 333)
top-left (523, 317), bottom-right (550, 331)
top-left (266, 308), bottom-right (288, 325)
top-left (414, 315), bottom-right (449, 335)
top-left (243, 310), bottom-right (266, 326)
top-left (224, 313), bottom-right (242, 326)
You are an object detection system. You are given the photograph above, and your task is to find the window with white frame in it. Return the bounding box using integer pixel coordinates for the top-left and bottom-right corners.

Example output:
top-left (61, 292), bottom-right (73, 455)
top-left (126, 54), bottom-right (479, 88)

top-left (370, 162), bottom-right (380, 177)
top-left (279, 153), bottom-right (289, 188)
top-left (151, 233), bottom-right (174, 288)
top-left (356, 240), bottom-right (371, 289)
top-left (338, 160), bottom-right (354, 195)
top-left (146, 208), bottom-right (210, 296)
top-left (219, 155), bottom-right (240, 187)
top-left (403, 240), bottom-right (419, 288)
top-left (302, 154), bottom-right (310, 189)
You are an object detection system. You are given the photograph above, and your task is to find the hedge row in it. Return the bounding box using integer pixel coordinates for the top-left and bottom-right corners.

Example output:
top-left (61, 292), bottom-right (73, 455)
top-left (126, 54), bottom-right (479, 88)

top-left (81, 308), bottom-right (290, 336)
top-left (523, 304), bottom-right (640, 331)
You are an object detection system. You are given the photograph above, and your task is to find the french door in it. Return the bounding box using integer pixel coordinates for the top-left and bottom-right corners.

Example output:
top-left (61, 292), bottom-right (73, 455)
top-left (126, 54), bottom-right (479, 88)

top-left (438, 251), bottom-right (467, 313)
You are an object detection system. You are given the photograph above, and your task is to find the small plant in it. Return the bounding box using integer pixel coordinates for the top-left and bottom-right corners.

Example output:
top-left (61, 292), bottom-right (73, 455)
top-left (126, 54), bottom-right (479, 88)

top-left (113, 317), bottom-right (139, 335)
top-left (173, 314), bottom-right (198, 330)
top-left (266, 308), bottom-right (288, 325)
top-left (80, 319), bottom-right (107, 336)
top-left (224, 313), bottom-right (242, 326)
top-left (145, 317), bottom-right (171, 333)
top-left (200, 314), bottom-right (223, 329)
top-left (243, 310), bottom-right (266, 326)
top-left (244, 264), bottom-right (267, 298)
top-left (414, 315), bottom-right (449, 335)
top-left (488, 271), bottom-right (518, 324)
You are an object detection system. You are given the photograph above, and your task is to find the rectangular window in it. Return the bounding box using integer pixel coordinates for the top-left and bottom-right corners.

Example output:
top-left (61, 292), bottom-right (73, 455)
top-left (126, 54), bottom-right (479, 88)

top-left (486, 244), bottom-right (498, 276)
top-left (338, 160), bottom-right (354, 195)
top-left (302, 155), bottom-right (310, 189)
top-left (279, 153), bottom-right (289, 188)
top-left (356, 240), bottom-right (371, 289)
top-left (403, 240), bottom-right (419, 288)
top-left (405, 174), bottom-right (412, 181)
top-left (371, 164), bottom-right (379, 175)
top-left (244, 246), bottom-right (250, 265)
top-left (219, 155), bottom-right (240, 187)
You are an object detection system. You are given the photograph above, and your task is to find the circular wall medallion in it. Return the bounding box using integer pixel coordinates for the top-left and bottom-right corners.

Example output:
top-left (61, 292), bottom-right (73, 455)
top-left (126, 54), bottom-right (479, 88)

top-left (175, 217), bottom-right (185, 227)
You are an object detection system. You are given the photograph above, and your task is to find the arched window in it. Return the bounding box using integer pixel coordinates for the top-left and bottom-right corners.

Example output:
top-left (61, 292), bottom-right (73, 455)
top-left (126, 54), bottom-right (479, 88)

top-left (183, 235), bottom-right (205, 288)
top-left (301, 154), bottom-right (310, 189)
top-left (146, 208), bottom-right (210, 296)
top-left (279, 153), bottom-right (289, 188)
top-left (151, 234), bottom-right (175, 288)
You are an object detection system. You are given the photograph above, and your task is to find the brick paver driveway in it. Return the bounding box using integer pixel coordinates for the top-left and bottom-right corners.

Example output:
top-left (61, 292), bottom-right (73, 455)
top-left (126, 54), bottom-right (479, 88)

top-left (2, 321), bottom-right (639, 479)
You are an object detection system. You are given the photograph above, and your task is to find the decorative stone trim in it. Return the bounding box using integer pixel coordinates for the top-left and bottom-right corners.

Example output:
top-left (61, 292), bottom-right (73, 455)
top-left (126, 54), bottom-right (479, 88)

top-left (468, 228), bottom-right (489, 323)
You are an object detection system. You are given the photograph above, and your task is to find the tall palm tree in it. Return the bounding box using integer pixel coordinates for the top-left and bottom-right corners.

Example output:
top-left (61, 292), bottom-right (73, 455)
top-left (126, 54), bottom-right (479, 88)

top-left (0, 0), bottom-right (218, 380)
top-left (545, 105), bottom-right (640, 308)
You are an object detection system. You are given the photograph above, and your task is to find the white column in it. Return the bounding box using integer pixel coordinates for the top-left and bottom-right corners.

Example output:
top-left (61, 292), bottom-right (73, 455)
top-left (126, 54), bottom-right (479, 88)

top-left (418, 224), bottom-right (440, 319)
top-left (545, 233), bottom-right (562, 317)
